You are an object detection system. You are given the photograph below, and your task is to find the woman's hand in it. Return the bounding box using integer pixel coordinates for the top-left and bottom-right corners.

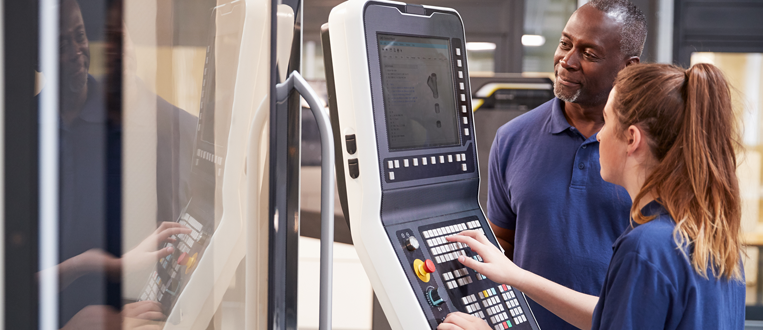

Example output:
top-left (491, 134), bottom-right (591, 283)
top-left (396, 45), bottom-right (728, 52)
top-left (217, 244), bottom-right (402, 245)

top-left (437, 312), bottom-right (492, 330)
top-left (446, 230), bottom-right (528, 288)
top-left (122, 222), bottom-right (192, 275)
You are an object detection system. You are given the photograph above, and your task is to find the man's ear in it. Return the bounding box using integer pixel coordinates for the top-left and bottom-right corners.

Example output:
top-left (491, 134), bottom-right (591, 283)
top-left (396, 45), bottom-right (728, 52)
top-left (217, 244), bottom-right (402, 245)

top-left (625, 56), bottom-right (640, 66)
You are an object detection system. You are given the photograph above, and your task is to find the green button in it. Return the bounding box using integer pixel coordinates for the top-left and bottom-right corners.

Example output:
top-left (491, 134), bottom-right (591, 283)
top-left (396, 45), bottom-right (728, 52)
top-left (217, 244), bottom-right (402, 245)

top-left (491, 288), bottom-right (497, 295)
top-left (507, 321), bottom-right (512, 328)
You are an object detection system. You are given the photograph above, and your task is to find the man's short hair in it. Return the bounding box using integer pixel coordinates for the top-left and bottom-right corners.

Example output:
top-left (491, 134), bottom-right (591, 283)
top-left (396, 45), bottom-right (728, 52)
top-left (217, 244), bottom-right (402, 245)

top-left (587, 0), bottom-right (647, 58)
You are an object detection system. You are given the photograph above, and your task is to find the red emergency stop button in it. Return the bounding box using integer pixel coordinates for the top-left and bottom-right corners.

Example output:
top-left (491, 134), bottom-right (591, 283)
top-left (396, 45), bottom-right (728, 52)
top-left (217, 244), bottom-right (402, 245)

top-left (178, 252), bottom-right (189, 265)
top-left (423, 259), bottom-right (436, 273)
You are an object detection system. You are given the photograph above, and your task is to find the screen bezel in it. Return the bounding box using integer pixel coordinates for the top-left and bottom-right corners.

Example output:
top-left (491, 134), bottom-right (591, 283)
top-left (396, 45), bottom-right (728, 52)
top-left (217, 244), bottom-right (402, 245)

top-left (376, 33), bottom-right (461, 151)
top-left (364, 4), bottom-right (476, 191)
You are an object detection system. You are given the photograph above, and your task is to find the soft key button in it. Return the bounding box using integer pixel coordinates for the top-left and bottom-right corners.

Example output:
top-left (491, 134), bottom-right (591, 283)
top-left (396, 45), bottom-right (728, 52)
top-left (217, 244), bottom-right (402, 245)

top-left (403, 159), bottom-right (409, 167)
top-left (413, 158), bottom-right (418, 166)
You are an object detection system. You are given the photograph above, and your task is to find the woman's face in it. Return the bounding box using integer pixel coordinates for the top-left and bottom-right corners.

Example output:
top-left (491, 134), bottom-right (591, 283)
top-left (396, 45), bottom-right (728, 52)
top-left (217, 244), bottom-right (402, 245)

top-left (597, 89), bottom-right (629, 186)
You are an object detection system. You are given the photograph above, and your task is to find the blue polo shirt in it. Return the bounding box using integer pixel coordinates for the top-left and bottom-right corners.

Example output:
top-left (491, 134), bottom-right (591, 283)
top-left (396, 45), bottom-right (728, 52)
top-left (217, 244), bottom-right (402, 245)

top-left (592, 201), bottom-right (745, 329)
top-left (487, 98), bottom-right (631, 330)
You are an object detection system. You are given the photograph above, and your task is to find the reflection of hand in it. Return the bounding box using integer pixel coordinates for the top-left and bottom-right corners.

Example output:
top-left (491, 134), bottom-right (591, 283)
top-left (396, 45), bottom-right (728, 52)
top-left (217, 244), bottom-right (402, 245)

top-left (54, 248), bottom-right (120, 289)
top-left (61, 305), bottom-right (122, 330)
top-left (446, 230), bottom-right (528, 288)
top-left (437, 312), bottom-right (492, 330)
top-left (122, 300), bottom-right (165, 330)
top-left (122, 300), bottom-right (165, 321)
top-left (122, 222), bottom-right (192, 275)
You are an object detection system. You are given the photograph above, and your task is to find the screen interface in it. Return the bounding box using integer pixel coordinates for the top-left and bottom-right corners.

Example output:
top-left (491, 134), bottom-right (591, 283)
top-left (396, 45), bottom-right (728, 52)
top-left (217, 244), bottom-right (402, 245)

top-left (378, 34), bottom-right (459, 151)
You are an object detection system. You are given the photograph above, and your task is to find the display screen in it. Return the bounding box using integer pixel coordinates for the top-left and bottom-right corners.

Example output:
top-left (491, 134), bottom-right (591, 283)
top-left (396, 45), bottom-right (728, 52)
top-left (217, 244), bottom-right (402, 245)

top-left (378, 34), bottom-right (459, 151)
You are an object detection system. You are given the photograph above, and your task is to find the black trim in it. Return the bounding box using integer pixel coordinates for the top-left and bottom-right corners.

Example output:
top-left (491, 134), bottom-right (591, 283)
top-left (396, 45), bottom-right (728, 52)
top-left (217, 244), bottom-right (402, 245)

top-left (4, 0), bottom-right (40, 328)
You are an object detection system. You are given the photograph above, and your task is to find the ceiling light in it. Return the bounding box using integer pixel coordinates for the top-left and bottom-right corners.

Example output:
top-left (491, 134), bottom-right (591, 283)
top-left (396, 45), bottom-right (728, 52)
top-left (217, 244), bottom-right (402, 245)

top-left (465, 42), bottom-right (496, 52)
top-left (522, 35), bottom-right (545, 47)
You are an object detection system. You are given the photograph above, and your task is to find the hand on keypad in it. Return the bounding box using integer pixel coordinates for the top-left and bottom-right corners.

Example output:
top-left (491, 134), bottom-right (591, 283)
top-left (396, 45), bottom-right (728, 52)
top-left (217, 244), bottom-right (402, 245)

top-left (437, 311), bottom-right (492, 330)
top-left (447, 230), bottom-right (527, 289)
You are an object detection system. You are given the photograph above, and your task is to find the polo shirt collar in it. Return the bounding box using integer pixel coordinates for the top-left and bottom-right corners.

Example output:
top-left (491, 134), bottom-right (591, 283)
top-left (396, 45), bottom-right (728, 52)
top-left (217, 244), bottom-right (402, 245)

top-left (547, 98), bottom-right (571, 135)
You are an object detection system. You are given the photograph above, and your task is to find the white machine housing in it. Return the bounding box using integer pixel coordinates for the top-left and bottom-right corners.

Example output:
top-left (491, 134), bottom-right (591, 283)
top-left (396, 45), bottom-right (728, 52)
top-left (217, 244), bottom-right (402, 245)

top-left (324, 1), bottom-right (540, 329)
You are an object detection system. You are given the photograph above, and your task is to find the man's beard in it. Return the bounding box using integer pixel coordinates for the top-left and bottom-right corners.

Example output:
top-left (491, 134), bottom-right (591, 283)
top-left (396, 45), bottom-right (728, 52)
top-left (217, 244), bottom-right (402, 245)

top-left (553, 81), bottom-right (581, 103)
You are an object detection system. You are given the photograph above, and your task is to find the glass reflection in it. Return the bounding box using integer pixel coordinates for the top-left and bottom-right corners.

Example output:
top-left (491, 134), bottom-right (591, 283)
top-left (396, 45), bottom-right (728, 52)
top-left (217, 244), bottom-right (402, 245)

top-left (53, 0), bottom-right (203, 328)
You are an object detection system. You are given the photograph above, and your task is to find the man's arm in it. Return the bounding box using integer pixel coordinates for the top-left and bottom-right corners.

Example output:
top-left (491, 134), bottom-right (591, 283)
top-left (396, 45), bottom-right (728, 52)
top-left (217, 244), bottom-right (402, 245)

top-left (488, 220), bottom-right (515, 260)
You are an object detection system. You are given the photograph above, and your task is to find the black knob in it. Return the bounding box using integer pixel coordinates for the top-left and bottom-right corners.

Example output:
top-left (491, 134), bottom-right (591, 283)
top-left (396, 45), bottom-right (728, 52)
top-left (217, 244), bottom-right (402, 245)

top-left (405, 236), bottom-right (419, 251)
top-left (426, 287), bottom-right (444, 306)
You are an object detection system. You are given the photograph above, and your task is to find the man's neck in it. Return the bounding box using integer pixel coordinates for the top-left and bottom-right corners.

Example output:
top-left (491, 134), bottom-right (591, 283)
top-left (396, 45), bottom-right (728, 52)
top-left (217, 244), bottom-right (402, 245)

top-left (562, 100), bottom-right (605, 139)
top-left (60, 85), bottom-right (88, 125)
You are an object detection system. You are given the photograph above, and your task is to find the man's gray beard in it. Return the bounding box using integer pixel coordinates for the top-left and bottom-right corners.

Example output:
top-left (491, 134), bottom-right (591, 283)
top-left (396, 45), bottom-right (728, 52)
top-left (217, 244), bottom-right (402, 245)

top-left (554, 81), bottom-right (581, 103)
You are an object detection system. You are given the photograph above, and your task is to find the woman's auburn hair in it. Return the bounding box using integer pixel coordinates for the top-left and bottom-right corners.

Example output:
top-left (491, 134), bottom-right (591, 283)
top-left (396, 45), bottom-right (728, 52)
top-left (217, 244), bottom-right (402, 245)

top-left (612, 63), bottom-right (743, 281)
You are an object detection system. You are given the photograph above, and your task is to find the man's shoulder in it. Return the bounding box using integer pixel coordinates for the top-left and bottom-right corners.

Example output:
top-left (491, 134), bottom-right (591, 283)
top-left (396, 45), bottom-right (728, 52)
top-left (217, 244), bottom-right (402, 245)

top-left (493, 98), bottom-right (558, 145)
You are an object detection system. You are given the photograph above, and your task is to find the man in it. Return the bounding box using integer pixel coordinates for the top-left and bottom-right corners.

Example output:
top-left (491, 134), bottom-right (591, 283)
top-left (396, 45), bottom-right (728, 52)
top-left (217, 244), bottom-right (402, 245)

top-left (487, 1), bottom-right (647, 329)
top-left (55, 0), bottom-right (197, 327)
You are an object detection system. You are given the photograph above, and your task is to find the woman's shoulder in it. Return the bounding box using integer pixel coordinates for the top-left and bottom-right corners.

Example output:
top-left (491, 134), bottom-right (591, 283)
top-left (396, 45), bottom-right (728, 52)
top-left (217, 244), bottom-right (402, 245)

top-left (614, 213), bottom-right (689, 273)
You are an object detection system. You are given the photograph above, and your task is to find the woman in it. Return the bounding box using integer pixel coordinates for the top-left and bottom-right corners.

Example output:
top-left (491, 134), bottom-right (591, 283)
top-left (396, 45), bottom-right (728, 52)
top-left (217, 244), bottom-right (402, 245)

top-left (441, 63), bottom-right (746, 330)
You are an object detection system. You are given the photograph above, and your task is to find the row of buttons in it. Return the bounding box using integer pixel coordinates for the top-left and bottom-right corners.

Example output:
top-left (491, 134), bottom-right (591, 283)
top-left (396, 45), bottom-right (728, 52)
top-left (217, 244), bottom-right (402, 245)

top-left (432, 242), bottom-right (467, 256)
top-left (446, 275), bottom-right (474, 289)
top-left (512, 313), bottom-right (527, 326)
top-left (436, 250), bottom-right (466, 264)
top-left (481, 287), bottom-right (498, 299)
top-left (490, 312), bottom-right (511, 328)
top-left (387, 153), bottom-right (468, 169)
top-left (424, 221), bottom-right (468, 238)
top-left (487, 303), bottom-right (506, 316)
top-left (465, 300), bottom-right (482, 313)
top-left (443, 267), bottom-right (469, 280)
top-left (461, 293), bottom-right (478, 305)
top-left (387, 153), bottom-right (469, 181)
top-left (454, 46), bottom-right (470, 137)
top-left (471, 310), bottom-right (486, 320)
top-left (482, 296), bottom-right (501, 308)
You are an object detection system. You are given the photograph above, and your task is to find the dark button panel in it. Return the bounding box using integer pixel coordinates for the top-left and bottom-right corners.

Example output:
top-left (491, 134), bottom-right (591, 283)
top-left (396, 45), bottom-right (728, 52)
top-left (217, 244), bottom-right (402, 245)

top-left (345, 134), bottom-right (357, 154)
top-left (393, 217), bottom-right (537, 329)
top-left (383, 146), bottom-right (474, 183)
top-left (348, 159), bottom-right (359, 179)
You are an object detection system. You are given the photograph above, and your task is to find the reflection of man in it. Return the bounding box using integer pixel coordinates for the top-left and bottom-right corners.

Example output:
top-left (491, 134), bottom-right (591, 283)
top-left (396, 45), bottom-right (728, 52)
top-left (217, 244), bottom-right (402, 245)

top-left (54, 0), bottom-right (197, 327)
top-left (486, 1), bottom-right (646, 329)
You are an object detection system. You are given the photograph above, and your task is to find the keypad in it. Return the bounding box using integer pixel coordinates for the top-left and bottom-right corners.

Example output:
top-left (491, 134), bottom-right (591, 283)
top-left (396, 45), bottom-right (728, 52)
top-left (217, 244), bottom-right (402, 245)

top-left (417, 217), bottom-right (531, 329)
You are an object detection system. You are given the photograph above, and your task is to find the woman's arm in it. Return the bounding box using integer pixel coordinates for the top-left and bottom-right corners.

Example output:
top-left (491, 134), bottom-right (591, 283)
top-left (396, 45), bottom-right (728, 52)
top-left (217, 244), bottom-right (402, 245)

top-left (447, 230), bottom-right (598, 330)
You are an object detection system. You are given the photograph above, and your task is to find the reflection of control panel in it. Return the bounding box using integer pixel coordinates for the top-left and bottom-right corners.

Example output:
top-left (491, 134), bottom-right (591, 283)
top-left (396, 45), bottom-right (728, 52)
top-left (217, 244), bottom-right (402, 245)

top-left (138, 211), bottom-right (211, 311)
top-left (323, 1), bottom-right (540, 329)
top-left (137, 0), bottom-right (245, 316)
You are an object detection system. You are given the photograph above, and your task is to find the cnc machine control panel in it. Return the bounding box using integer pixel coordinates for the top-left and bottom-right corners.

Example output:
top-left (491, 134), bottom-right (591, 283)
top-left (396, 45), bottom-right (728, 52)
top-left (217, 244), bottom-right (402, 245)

top-left (323, 1), bottom-right (540, 329)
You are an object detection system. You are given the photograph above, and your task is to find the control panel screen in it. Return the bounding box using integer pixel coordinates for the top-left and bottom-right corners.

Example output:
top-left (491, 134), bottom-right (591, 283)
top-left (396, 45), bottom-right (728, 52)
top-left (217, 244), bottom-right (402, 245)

top-left (378, 34), bottom-right (459, 151)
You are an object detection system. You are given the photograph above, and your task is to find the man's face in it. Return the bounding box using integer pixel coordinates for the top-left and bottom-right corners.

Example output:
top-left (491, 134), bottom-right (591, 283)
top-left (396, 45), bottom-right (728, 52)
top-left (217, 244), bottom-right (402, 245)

top-left (60, 0), bottom-right (90, 93)
top-left (553, 5), bottom-right (626, 106)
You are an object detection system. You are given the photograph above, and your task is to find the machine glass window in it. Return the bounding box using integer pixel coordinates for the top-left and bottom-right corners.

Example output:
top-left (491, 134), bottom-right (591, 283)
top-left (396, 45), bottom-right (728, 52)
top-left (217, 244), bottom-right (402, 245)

top-left (378, 33), bottom-right (460, 151)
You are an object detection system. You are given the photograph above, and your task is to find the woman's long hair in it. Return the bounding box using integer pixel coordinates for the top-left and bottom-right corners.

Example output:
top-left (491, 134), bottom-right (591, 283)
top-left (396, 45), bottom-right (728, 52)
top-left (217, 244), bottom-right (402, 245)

top-left (612, 63), bottom-right (743, 280)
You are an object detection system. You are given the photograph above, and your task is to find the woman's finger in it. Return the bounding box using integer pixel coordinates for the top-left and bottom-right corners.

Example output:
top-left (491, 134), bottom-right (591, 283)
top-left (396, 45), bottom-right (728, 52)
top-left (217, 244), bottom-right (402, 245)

top-left (437, 323), bottom-right (464, 330)
top-left (447, 234), bottom-right (487, 255)
top-left (155, 221), bottom-right (184, 233)
top-left (155, 227), bottom-right (192, 241)
top-left (123, 300), bottom-right (163, 318)
top-left (456, 255), bottom-right (486, 273)
top-left (133, 311), bottom-right (165, 321)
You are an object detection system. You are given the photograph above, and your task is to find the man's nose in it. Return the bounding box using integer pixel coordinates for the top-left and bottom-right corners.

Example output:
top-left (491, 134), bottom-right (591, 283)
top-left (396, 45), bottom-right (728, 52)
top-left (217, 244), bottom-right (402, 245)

top-left (560, 51), bottom-right (580, 70)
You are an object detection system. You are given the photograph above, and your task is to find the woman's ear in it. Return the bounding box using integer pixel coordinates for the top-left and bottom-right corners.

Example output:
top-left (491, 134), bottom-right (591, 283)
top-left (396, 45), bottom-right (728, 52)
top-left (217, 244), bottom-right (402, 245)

top-left (625, 125), bottom-right (643, 157)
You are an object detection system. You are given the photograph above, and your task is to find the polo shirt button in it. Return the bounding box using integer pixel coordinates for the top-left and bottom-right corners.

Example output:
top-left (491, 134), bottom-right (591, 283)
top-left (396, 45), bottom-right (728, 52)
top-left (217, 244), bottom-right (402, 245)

top-left (578, 163), bottom-right (585, 169)
top-left (582, 145), bottom-right (587, 149)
